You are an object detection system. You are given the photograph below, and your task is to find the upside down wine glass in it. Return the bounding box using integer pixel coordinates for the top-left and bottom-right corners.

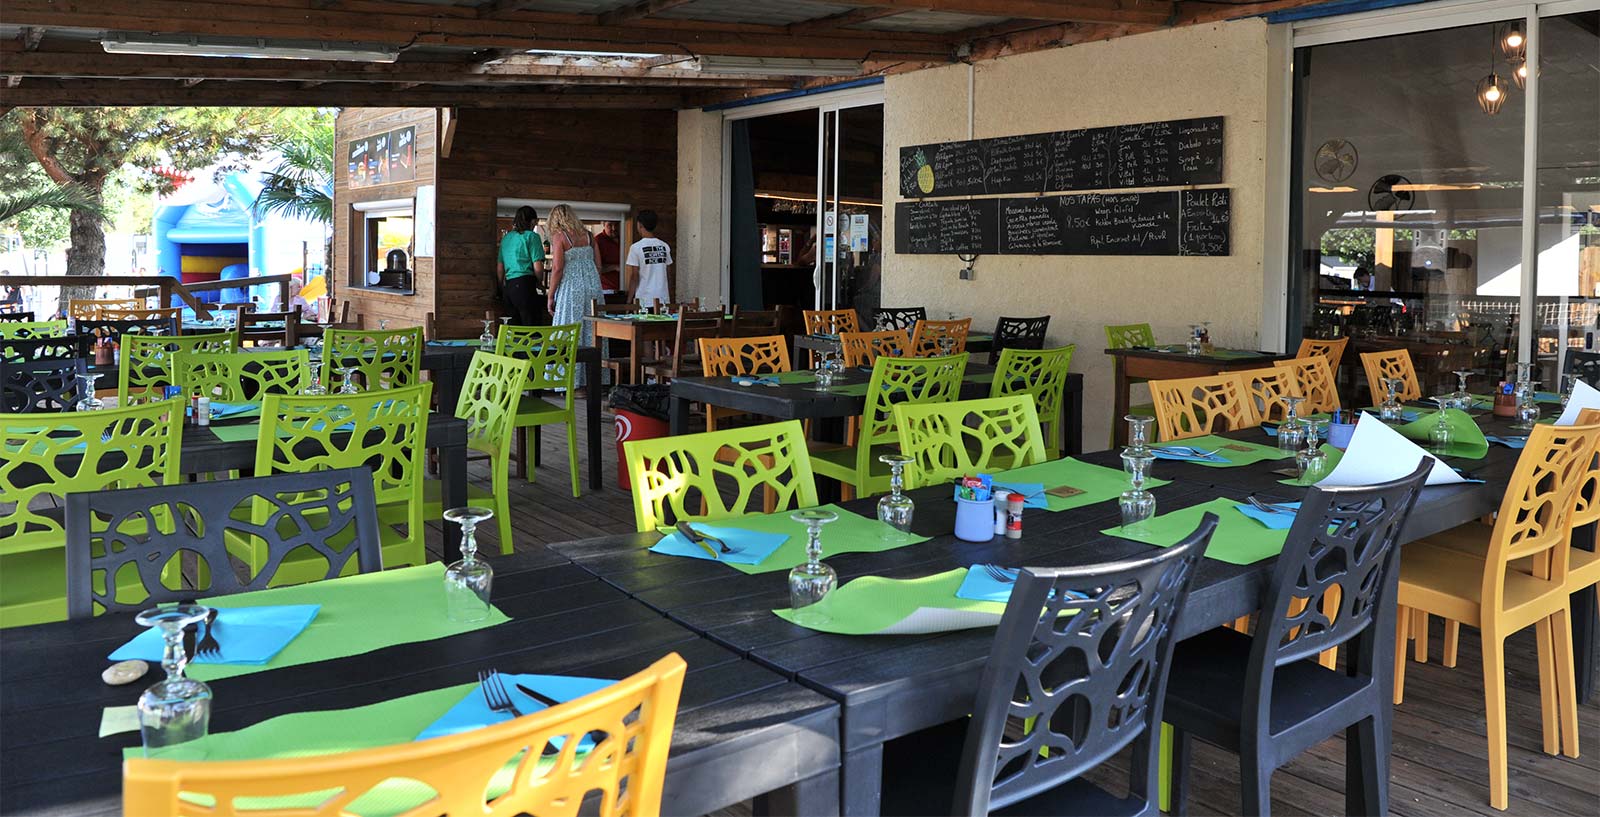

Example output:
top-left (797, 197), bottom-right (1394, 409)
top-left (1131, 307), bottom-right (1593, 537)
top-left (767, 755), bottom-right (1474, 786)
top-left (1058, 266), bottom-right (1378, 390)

top-left (135, 604), bottom-right (213, 757)
top-left (443, 506), bottom-right (495, 623)
top-left (337, 366), bottom-right (360, 395)
top-left (1278, 395), bottom-right (1308, 454)
top-left (1125, 415), bottom-right (1154, 453)
top-left (1379, 377), bottom-right (1405, 422)
top-left (480, 319), bottom-right (497, 351)
top-left (1429, 397), bottom-right (1454, 455)
top-left (788, 509), bottom-right (839, 609)
top-left (1450, 369), bottom-right (1474, 410)
top-left (877, 454), bottom-right (915, 537)
top-left (1513, 361), bottom-right (1540, 431)
top-left (813, 351), bottom-right (839, 391)
top-left (1298, 418), bottom-right (1330, 483)
top-left (75, 373), bottom-right (104, 411)
top-left (1562, 373), bottom-right (1579, 408)
top-left (1119, 448), bottom-right (1156, 529)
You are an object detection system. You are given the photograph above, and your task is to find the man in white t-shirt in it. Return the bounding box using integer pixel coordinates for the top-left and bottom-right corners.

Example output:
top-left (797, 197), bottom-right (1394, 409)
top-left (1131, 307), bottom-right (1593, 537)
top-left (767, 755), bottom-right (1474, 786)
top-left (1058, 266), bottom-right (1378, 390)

top-left (625, 209), bottom-right (673, 307)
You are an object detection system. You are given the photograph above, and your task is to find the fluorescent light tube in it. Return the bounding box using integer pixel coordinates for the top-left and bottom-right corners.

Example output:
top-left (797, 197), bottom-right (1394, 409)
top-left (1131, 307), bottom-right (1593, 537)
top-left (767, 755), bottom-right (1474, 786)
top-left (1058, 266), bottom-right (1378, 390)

top-left (696, 55), bottom-right (861, 77)
top-left (102, 35), bottom-right (399, 63)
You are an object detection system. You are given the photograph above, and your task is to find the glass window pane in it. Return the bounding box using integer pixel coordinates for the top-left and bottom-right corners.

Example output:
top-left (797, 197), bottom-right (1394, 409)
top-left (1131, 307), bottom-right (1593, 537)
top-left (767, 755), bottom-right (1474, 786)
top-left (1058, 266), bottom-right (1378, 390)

top-left (1538, 11), bottom-right (1600, 391)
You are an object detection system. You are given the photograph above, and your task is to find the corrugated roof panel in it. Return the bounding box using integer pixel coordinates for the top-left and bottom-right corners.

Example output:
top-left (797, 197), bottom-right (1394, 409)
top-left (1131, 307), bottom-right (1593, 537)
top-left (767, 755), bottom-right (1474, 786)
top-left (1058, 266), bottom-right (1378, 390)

top-left (853, 10), bottom-right (1011, 34)
top-left (654, 0), bottom-right (857, 27)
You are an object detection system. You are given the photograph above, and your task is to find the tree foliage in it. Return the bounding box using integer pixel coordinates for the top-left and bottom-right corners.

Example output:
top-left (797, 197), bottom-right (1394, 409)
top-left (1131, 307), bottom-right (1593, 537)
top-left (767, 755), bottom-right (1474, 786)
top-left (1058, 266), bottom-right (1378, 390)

top-left (254, 114), bottom-right (335, 225)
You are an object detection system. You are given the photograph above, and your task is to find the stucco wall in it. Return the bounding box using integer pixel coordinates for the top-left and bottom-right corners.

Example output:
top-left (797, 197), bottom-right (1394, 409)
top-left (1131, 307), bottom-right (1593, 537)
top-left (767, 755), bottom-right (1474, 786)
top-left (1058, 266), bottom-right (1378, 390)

top-left (676, 108), bottom-right (723, 303)
top-left (883, 19), bottom-right (1273, 449)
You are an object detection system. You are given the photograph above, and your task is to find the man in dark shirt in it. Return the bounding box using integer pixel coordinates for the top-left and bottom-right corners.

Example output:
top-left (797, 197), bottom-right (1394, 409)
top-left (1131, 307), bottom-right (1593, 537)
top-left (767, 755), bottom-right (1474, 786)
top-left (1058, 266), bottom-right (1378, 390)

top-left (595, 221), bottom-right (622, 292)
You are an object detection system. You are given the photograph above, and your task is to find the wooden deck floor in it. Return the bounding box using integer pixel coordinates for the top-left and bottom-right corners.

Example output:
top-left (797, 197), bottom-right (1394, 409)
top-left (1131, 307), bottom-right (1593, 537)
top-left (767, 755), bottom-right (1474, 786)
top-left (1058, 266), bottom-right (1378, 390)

top-left (434, 408), bottom-right (1600, 817)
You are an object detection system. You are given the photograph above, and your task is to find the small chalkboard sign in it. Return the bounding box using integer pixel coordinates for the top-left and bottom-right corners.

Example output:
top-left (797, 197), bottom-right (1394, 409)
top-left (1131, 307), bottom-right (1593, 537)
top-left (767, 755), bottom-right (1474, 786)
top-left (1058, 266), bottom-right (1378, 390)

top-left (893, 199), bottom-right (999, 255)
top-left (899, 116), bottom-right (1224, 198)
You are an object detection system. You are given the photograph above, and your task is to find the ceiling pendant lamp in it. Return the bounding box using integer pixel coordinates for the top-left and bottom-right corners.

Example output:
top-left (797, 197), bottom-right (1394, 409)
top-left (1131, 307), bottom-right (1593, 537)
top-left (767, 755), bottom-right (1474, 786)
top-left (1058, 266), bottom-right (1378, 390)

top-left (1511, 58), bottom-right (1531, 90)
top-left (1500, 21), bottom-right (1526, 60)
top-left (1476, 31), bottom-right (1509, 115)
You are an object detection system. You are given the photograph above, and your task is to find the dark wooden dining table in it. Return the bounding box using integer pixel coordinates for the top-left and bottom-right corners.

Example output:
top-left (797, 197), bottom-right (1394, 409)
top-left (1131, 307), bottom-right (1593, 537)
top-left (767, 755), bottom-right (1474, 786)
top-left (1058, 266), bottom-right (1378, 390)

top-left (0, 551), bottom-right (843, 817)
top-left (550, 407), bottom-right (1594, 815)
top-left (667, 363), bottom-right (1086, 459)
top-left (1104, 346), bottom-right (1293, 446)
top-left (584, 314), bottom-right (680, 386)
top-left (790, 332), bottom-right (995, 369)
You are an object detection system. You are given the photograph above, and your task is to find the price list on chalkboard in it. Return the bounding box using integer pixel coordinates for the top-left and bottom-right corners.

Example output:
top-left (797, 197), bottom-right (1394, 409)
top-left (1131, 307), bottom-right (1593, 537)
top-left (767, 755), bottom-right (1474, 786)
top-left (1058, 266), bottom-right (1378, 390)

top-left (899, 116), bottom-right (1223, 198)
top-left (895, 190), bottom-right (1229, 257)
top-left (893, 199), bottom-right (1000, 255)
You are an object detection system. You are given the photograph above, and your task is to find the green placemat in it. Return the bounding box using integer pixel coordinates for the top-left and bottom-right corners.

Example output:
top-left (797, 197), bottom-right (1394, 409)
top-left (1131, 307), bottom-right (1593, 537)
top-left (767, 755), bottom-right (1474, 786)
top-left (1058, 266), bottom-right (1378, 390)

top-left (656, 504), bottom-right (929, 575)
top-left (1102, 497), bottom-right (1289, 565)
top-left (1394, 408), bottom-right (1488, 459)
top-left (773, 568), bottom-right (1007, 635)
top-left (209, 423), bottom-right (262, 443)
top-left (123, 684), bottom-right (487, 817)
top-left (773, 370), bottom-right (818, 384)
top-left (994, 457), bottom-right (1170, 511)
top-left (1151, 435), bottom-right (1291, 468)
top-left (182, 563), bottom-right (509, 681)
top-left (1209, 348), bottom-right (1273, 360)
top-left (1276, 444), bottom-right (1345, 486)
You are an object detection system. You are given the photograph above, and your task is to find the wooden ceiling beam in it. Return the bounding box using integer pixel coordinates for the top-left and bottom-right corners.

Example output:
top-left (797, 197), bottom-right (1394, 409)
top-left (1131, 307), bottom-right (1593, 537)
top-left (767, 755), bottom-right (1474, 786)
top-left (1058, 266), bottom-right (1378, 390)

top-left (830, 1), bottom-right (1174, 26)
top-left (0, 78), bottom-right (685, 108)
top-left (788, 8), bottom-right (907, 35)
top-left (598, 0), bottom-right (700, 27)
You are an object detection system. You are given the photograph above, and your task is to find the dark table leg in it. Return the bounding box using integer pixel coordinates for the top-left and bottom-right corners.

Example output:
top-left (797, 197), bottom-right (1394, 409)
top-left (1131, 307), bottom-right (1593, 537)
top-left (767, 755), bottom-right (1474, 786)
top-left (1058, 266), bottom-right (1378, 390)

top-left (1065, 384), bottom-right (1083, 457)
top-left (586, 352), bottom-right (603, 490)
top-left (440, 438), bottom-right (467, 562)
top-left (754, 770), bottom-right (842, 817)
top-left (669, 392), bottom-right (690, 436)
top-left (840, 744), bottom-right (884, 817)
top-left (1574, 522), bottom-right (1596, 703)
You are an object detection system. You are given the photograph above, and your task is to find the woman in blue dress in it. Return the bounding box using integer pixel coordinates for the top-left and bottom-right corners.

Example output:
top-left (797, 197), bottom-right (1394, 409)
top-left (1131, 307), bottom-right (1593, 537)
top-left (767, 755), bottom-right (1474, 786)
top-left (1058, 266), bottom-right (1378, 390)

top-left (545, 204), bottom-right (603, 389)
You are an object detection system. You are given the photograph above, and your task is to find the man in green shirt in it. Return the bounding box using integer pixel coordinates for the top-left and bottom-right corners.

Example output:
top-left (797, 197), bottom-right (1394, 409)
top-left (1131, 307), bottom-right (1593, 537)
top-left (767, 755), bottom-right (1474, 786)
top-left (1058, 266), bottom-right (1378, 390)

top-left (498, 205), bottom-right (548, 325)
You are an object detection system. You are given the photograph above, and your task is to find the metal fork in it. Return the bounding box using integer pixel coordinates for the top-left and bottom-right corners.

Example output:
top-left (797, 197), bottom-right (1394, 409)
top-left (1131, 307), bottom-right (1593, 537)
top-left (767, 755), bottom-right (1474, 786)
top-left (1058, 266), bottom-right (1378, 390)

top-left (1158, 445), bottom-right (1221, 459)
top-left (1246, 496), bottom-right (1298, 514)
top-left (194, 608), bottom-right (222, 659)
top-left (478, 670), bottom-right (523, 717)
top-left (981, 564), bottom-right (1018, 583)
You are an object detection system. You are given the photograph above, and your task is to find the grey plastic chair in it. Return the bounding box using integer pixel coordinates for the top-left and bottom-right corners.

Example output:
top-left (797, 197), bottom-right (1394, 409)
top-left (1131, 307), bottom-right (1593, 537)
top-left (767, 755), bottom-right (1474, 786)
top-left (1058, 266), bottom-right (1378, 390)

top-left (874, 307), bottom-right (927, 332)
top-left (65, 466), bottom-right (383, 619)
top-left (1, 357), bottom-right (86, 413)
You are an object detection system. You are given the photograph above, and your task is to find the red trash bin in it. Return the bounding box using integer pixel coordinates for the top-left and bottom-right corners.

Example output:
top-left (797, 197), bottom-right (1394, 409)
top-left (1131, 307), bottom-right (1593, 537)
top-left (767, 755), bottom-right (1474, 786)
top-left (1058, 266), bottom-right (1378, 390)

top-left (615, 409), bottom-right (669, 490)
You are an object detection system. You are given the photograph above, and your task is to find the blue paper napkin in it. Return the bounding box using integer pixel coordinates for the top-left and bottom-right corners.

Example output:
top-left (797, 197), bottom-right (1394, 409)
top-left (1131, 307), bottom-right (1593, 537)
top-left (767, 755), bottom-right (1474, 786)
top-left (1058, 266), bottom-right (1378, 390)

top-left (1262, 424), bottom-right (1328, 439)
top-left (649, 523), bottom-right (789, 565)
top-left (1234, 501), bottom-right (1300, 530)
top-left (1151, 446), bottom-right (1226, 463)
top-left (415, 673), bottom-right (614, 742)
top-left (731, 375), bottom-right (779, 387)
top-left (956, 565), bottom-right (1016, 602)
top-left (993, 482), bottom-right (1047, 509)
top-left (1486, 435), bottom-right (1528, 449)
top-left (1536, 391), bottom-right (1561, 404)
top-left (206, 401), bottom-right (258, 419)
top-left (108, 605), bottom-right (320, 665)
top-left (427, 339), bottom-right (479, 347)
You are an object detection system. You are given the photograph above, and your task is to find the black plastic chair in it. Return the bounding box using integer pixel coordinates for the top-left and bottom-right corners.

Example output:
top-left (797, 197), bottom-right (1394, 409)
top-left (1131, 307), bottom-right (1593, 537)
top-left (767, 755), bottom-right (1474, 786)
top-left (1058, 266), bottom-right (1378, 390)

top-left (883, 515), bottom-right (1218, 817)
top-left (1564, 348), bottom-right (1600, 389)
top-left (874, 307), bottom-right (926, 332)
top-left (74, 317), bottom-right (179, 344)
top-left (0, 357), bottom-right (86, 413)
top-left (0, 334), bottom-right (94, 365)
top-left (0, 311), bottom-right (36, 322)
top-left (990, 316), bottom-right (1051, 364)
top-left (64, 467), bottom-right (384, 619)
top-left (1164, 460), bottom-right (1431, 817)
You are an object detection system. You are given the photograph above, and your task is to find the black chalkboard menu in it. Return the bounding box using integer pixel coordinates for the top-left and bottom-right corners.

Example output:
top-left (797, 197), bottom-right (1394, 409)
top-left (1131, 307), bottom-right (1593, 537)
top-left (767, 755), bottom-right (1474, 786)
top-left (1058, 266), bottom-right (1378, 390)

top-left (898, 116), bottom-right (1224, 198)
top-left (895, 190), bottom-right (1229, 257)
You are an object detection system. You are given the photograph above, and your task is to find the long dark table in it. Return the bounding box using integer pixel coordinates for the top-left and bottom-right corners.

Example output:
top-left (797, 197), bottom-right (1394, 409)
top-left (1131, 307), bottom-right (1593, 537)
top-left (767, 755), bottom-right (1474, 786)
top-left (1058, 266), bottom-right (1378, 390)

top-left (791, 332), bottom-right (995, 369)
top-left (668, 364), bottom-right (1085, 459)
top-left (0, 551), bottom-right (843, 817)
top-left (551, 408), bottom-right (1592, 815)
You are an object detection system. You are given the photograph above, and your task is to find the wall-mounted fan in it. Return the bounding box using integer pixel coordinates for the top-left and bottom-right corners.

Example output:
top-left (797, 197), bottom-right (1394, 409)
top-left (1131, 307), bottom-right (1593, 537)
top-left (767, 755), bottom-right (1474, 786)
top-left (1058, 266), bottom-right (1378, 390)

top-left (1314, 139), bottom-right (1359, 183)
top-left (1369, 174), bottom-right (1414, 211)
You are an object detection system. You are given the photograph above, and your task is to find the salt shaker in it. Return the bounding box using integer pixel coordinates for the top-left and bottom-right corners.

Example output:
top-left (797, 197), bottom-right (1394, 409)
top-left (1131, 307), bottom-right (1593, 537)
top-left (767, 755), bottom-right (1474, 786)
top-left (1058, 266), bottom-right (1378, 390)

top-left (991, 488), bottom-right (1012, 536)
top-left (1005, 493), bottom-right (1024, 539)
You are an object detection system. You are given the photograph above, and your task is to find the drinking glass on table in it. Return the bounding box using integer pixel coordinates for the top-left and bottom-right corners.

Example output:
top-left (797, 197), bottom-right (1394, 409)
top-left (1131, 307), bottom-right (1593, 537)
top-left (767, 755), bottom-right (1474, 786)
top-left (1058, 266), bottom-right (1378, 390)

top-left (443, 506), bottom-right (495, 623)
top-left (1379, 377), bottom-right (1405, 422)
top-left (1512, 362), bottom-right (1539, 430)
top-left (1298, 418), bottom-right (1330, 482)
top-left (1428, 397), bottom-right (1453, 455)
top-left (937, 334), bottom-right (956, 356)
top-left (877, 454), bottom-right (915, 536)
top-left (135, 604), bottom-right (213, 757)
top-left (1125, 415), bottom-right (1154, 453)
top-left (1450, 369), bottom-right (1474, 410)
top-left (813, 351), bottom-right (839, 391)
top-left (379, 319), bottom-right (390, 331)
top-left (479, 319), bottom-right (497, 351)
top-left (789, 509), bottom-right (839, 609)
top-left (1561, 373), bottom-right (1579, 408)
top-left (75, 373), bottom-right (104, 411)
top-left (1185, 325), bottom-right (1203, 355)
top-left (337, 366), bottom-right (360, 395)
top-left (1277, 395), bottom-right (1307, 454)
top-left (1119, 448), bottom-right (1157, 528)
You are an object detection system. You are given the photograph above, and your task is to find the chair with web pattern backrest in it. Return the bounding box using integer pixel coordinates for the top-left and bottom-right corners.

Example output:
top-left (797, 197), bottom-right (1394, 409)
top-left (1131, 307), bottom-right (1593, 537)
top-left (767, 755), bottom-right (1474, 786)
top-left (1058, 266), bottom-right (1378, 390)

top-left (497, 323), bottom-right (582, 497)
top-left (119, 331), bottom-right (236, 404)
top-left (1, 334), bottom-right (93, 365)
top-left (1104, 323), bottom-right (1155, 350)
top-left (125, 653), bottom-right (687, 817)
top-left (809, 353), bottom-right (967, 499)
top-left (65, 468), bottom-right (382, 619)
top-left (910, 318), bottom-right (971, 357)
top-left (1360, 348), bottom-right (1420, 404)
top-left (1236, 366), bottom-right (1304, 424)
top-left (1563, 348), bottom-right (1600, 389)
top-left (1, 357), bottom-right (85, 413)
top-left (892, 395), bottom-right (1047, 490)
top-left (641, 310), bottom-right (725, 382)
top-left (1165, 460), bottom-right (1431, 817)
top-left (0, 320), bottom-right (68, 340)
top-left (1148, 373), bottom-right (1257, 442)
top-left (839, 330), bottom-right (909, 368)
top-left (1296, 337), bottom-right (1349, 369)
top-left (697, 335), bottom-right (790, 432)
top-left (325, 327), bottom-right (423, 391)
top-left (0, 311), bottom-right (35, 323)
top-left (99, 305), bottom-right (182, 323)
top-left (75, 317), bottom-right (179, 344)
top-left (1273, 355), bottom-right (1341, 415)
top-left (175, 349), bottom-right (310, 401)
top-left (938, 515), bottom-right (1216, 817)
top-left (989, 315), bottom-right (1051, 365)
top-left (873, 307), bottom-right (925, 333)
top-left (730, 306), bottom-right (783, 337)
top-left (803, 308), bottom-right (860, 336)
top-left (0, 400), bottom-right (182, 627)
top-left (990, 345), bottom-right (1073, 455)
top-left (625, 420), bottom-right (818, 530)
top-left (68, 298), bottom-right (143, 321)
top-left (253, 383), bottom-right (432, 585)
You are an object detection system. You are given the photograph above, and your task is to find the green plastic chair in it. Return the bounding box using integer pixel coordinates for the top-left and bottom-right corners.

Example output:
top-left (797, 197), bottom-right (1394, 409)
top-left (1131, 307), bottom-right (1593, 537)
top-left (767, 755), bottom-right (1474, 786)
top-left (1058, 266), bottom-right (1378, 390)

top-left (401, 351), bottom-right (530, 555)
top-left (496, 323), bottom-right (581, 498)
top-left (253, 383), bottom-right (432, 584)
top-left (1104, 323), bottom-right (1156, 350)
top-left (0, 320), bottom-right (68, 340)
top-left (810, 352), bottom-right (967, 499)
top-left (325, 327), bottom-right (423, 391)
top-left (175, 349), bottom-right (310, 402)
top-left (892, 395), bottom-right (1048, 490)
top-left (624, 420), bottom-right (819, 531)
top-left (1, 401), bottom-right (183, 627)
top-left (119, 331), bottom-right (236, 404)
top-left (990, 345), bottom-right (1074, 455)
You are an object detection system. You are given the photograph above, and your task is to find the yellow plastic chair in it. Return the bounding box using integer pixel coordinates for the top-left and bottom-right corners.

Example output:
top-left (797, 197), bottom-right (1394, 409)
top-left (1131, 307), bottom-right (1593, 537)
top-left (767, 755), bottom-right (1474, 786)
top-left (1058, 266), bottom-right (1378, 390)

top-left (1296, 337), bottom-right (1349, 369)
top-left (67, 298), bottom-right (142, 320)
top-left (989, 345), bottom-right (1074, 455)
top-left (254, 384), bottom-right (432, 583)
top-left (1148, 373), bottom-right (1257, 442)
top-left (497, 324), bottom-right (581, 498)
top-left (119, 331), bottom-right (236, 404)
top-left (839, 330), bottom-right (909, 368)
top-left (1393, 421), bottom-right (1600, 810)
top-left (892, 395), bottom-right (1048, 490)
top-left (124, 653), bottom-right (688, 817)
top-left (909, 318), bottom-right (971, 357)
top-left (403, 352), bottom-right (530, 555)
top-left (325, 327), bottom-right (424, 391)
top-left (0, 320), bottom-right (69, 340)
top-left (697, 335), bottom-right (790, 432)
top-left (100, 305), bottom-right (183, 323)
top-left (1273, 355), bottom-right (1341, 415)
top-left (1235, 366), bottom-right (1303, 424)
top-left (1360, 348), bottom-right (1420, 404)
top-left (624, 420), bottom-right (819, 530)
top-left (1104, 323), bottom-right (1155, 350)
top-left (802, 308), bottom-right (860, 336)
top-left (175, 350), bottom-right (310, 401)
top-left (810, 353), bottom-right (967, 500)
top-left (1, 401), bottom-right (182, 627)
